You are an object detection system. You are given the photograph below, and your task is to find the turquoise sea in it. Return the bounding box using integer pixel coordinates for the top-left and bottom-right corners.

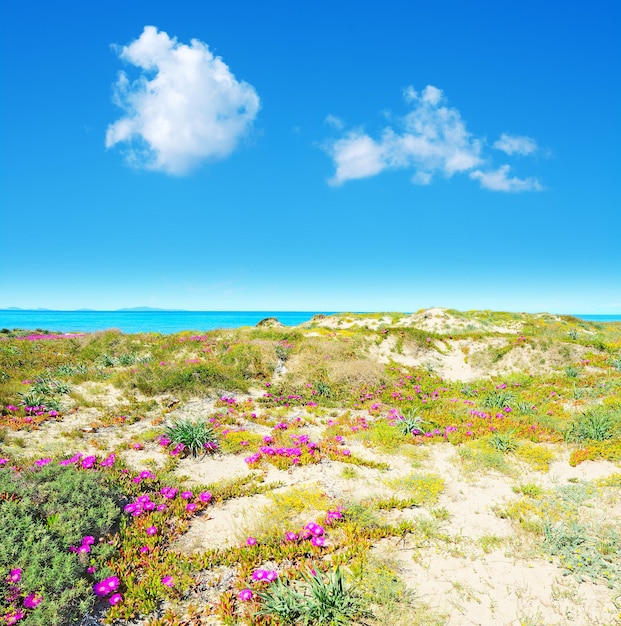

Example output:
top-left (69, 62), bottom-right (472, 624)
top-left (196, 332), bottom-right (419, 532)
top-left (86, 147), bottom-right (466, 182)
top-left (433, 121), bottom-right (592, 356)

top-left (0, 311), bottom-right (619, 335)
top-left (0, 311), bottom-right (334, 334)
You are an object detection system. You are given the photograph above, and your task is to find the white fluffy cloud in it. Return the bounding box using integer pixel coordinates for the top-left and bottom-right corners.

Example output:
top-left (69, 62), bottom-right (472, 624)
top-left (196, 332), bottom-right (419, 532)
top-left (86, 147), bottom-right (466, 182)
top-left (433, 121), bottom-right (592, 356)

top-left (469, 165), bottom-right (542, 192)
top-left (324, 85), bottom-right (542, 192)
top-left (493, 133), bottom-right (538, 156)
top-left (106, 26), bottom-right (260, 175)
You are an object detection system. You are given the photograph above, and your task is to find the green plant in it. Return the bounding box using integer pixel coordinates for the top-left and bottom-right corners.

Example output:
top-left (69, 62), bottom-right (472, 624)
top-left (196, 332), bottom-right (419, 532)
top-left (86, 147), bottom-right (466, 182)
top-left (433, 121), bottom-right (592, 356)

top-left (482, 390), bottom-right (514, 409)
top-left (0, 463), bottom-right (122, 625)
top-left (315, 382), bottom-right (333, 398)
top-left (565, 409), bottom-right (620, 443)
top-left (301, 567), bottom-right (367, 625)
top-left (397, 409), bottom-right (425, 435)
top-left (487, 431), bottom-right (518, 453)
top-left (164, 418), bottom-right (219, 457)
top-left (256, 577), bottom-right (305, 624)
top-left (565, 365), bottom-right (580, 378)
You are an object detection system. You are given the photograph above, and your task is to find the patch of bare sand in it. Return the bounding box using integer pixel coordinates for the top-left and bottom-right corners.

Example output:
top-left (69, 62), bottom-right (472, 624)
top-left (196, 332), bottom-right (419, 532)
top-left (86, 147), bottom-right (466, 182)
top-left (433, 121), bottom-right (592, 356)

top-left (370, 445), bottom-right (621, 626)
top-left (372, 540), bottom-right (619, 625)
top-left (366, 335), bottom-right (492, 381)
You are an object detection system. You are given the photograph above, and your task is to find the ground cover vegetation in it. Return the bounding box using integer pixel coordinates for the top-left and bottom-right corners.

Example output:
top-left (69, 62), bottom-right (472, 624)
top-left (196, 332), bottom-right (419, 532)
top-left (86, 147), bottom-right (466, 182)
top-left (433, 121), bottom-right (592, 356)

top-left (1, 309), bottom-right (620, 624)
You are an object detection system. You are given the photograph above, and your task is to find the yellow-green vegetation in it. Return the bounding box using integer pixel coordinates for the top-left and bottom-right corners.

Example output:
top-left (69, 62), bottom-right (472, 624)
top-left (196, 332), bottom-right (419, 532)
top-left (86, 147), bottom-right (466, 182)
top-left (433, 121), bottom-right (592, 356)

top-left (0, 310), bottom-right (620, 625)
top-left (497, 480), bottom-right (621, 587)
top-left (383, 472), bottom-right (445, 504)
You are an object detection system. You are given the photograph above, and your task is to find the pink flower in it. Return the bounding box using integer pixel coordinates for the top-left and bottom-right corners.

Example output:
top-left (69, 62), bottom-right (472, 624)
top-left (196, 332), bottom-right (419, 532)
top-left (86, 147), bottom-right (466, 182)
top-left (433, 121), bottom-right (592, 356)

top-left (93, 581), bottom-right (109, 597)
top-left (311, 536), bottom-right (326, 547)
top-left (181, 491), bottom-right (193, 499)
top-left (23, 593), bottom-right (43, 609)
top-left (199, 491), bottom-right (211, 503)
top-left (246, 536), bottom-right (257, 546)
top-left (82, 536), bottom-right (95, 545)
top-left (285, 531), bottom-right (299, 541)
top-left (109, 593), bottom-right (123, 605)
top-left (8, 569), bottom-right (22, 583)
top-left (139, 546), bottom-right (150, 554)
top-left (146, 526), bottom-right (157, 536)
top-left (186, 503), bottom-right (197, 512)
top-left (4, 610), bottom-right (24, 625)
top-left (238, 588), bottom-right (253, 601)
top-left (161, 576), bottom-right (174, 587)
top-left (265, 570), bottom-right (278, 582)
top-left (252, 569), bottom-right (267, 581)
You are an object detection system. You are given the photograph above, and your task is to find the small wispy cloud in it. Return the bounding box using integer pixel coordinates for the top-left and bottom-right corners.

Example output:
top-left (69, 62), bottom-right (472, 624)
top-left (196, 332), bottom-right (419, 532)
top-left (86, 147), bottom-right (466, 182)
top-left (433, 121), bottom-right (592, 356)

top-left (324, 114), bottom-right (344, 130)
top-left (469, 165), bottom-right (543, 192)
top-left (106, 26), bottom-right (260, 175)
top-left (493, 133), bottom-right (538, 156)
top-left (324, 85), bottom-right (542, 192)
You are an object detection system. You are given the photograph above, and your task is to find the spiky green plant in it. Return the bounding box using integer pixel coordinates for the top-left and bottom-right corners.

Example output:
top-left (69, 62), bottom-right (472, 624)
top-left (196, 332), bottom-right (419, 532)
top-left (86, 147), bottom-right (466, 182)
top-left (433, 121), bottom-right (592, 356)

top-left (482, 390), bottom-right (514, 409)
top-left (164, 418), bottom-right (219, 457)
top-left (397, 409), bottom-right (425, 435)
top-left (256, 577), bottom-right (305, 624)
top-left (565, 409), bottom-right (620, 443)
top-left (487, 431), bottom-right (519, 453)
top-left (301, 567), bottom-right (367, 625)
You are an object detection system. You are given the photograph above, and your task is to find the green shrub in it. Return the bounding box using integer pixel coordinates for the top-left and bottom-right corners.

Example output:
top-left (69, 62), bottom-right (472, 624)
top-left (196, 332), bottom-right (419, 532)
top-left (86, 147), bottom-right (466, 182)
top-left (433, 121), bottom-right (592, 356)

top-left (0, 463), bottom-right (122, 625)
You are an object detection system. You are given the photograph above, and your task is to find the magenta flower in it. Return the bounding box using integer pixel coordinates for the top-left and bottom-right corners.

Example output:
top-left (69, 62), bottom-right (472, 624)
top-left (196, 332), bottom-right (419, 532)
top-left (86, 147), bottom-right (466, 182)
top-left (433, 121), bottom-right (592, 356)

top-left (93, 581), bottom-right (109, 597)
top-left (23, 593), bottom-right (43, 609)
top-left (109, 593), bottom-right (123, 605)
top-left (238, 589), bottom-right (253, 601)
top-left (77, 544), bottom-right (91, 554)
top-left (246, 536), bottom-right (257, 546)
top-left (265, 570), bottom-right (278, 582)
top-left (4, 610), bottom-right (25, 625)
top-left (199, 491), bottom-right (211, 503)
top-left (186, 503), bottom-right (197, 512)
top-left (82, 536), bottom-right (95, 545)
top-left (311, 536), bottom-right (326, 547)
top-left (161, 576), bottom-right (174, 587)
top-left (146, 526), bottom-right (157, 536)
top-left (139, 546), bottom-right (150, 554)
top-left (104, 576), bottom-right (120, 592)
top-left (181, 491), bottom-right (193, 499)
top-left (252, 569), bottom-right (267, 581)
top-left (87, 566), bottom-right (96, 574)
top-left (8, 568), bottom-right (22, 583)
top-left (285, 532), bottom-right (299, 541)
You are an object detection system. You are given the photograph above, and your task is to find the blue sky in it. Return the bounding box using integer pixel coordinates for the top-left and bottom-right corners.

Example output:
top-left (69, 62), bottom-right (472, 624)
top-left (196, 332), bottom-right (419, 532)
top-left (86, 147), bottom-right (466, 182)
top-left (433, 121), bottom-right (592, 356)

top-left (1, 0), bottom-right (619, 313)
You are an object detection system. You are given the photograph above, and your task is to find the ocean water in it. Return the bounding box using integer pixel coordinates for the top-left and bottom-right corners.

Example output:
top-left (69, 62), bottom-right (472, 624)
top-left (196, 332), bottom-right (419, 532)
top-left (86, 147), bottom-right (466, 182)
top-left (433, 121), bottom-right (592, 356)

top-left (0, 311), bottom-right (334, 334)
top-left (0, 311), bottom-right (619, 335)
top-left (572, 314), bottom-right (621, 323)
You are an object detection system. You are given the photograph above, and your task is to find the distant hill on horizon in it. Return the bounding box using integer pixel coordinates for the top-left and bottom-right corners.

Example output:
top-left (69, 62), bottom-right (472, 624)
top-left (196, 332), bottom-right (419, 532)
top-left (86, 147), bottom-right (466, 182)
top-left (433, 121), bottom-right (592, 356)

top-left (2, 306), bottom-right (187, 312)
